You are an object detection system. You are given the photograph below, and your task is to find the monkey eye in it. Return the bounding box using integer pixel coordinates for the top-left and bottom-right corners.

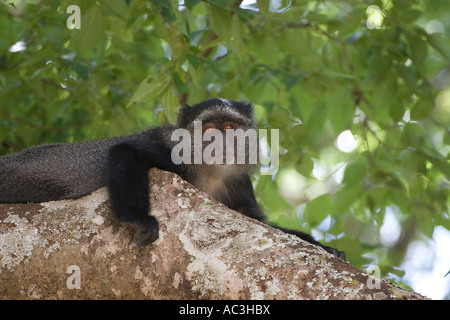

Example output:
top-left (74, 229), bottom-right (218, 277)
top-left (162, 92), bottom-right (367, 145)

top-left (224, 124), bottom-right (233, 130)
top-left (204, 126), bottom-right (215, 132)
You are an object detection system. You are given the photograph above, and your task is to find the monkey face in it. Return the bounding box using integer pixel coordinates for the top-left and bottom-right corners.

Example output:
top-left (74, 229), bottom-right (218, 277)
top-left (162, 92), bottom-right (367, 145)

top-left (170, 98), bottom-right (259, 174)
top-left (200, 120), bottom-right (258, 168)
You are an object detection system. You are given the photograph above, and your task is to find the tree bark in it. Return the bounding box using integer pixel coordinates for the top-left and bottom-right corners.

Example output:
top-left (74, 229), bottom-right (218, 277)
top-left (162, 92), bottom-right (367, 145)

top-left (0, 168), bottom-right (426, 300)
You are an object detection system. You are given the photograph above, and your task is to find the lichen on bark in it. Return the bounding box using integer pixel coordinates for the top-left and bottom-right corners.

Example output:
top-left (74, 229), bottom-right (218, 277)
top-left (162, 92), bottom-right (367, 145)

top-left (0, 169), bottom-right (427, 300)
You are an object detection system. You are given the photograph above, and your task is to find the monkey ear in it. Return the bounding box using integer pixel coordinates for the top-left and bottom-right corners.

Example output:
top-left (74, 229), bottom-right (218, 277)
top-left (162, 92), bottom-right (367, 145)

top-left (239, 102), bottom-right (255, 119)
top-left (176, 104), bottom-right (192, 128)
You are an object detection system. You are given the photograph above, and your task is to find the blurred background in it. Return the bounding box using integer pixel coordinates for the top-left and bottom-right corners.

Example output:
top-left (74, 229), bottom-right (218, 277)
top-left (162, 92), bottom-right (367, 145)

top-left (0, 0), bottom-right (449, 299)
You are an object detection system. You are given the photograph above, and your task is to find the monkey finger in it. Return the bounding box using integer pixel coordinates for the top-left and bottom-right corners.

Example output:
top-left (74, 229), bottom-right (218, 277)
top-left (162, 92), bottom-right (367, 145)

top-left (323, 246), bottom-right (346, 261)
top-left (126, 217), bottom-right (160, 246)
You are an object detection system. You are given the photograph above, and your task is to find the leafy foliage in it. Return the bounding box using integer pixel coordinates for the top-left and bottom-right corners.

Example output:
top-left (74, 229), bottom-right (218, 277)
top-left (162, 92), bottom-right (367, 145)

top-left (0, 0), bottom-right (449, 289)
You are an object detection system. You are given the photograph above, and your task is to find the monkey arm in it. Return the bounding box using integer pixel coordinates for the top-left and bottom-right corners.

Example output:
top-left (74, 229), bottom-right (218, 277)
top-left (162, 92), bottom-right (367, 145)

top-left (105, 138), bottom-right (176, 246)
top-left (273, 226), bottom-right (346, 260)
top-left (224, 175), bottom-right (346, 260)
top-left (224, 174), bottom-right (266, 221)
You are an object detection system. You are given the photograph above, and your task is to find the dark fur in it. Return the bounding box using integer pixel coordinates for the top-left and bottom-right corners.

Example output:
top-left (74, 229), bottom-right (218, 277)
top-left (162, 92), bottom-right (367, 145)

top-left (0, 98), bottom-right (345, 259)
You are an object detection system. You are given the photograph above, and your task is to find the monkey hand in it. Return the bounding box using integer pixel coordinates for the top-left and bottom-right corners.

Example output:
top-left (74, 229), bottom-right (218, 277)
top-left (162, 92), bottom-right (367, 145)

top-left (126, 216), bottom-right (159, 246)
top-left (323, 245), bottom-right (346, 261)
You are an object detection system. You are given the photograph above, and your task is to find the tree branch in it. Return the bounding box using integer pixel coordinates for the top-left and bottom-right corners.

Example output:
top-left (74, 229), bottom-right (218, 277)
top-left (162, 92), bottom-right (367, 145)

top-left (0, 169), bottom-right (427, 299)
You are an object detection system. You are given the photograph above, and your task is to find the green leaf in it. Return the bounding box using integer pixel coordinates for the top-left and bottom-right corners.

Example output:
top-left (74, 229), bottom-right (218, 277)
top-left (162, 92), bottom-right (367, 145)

top-left (402, 123), bottom-right (424, 148)
top-left (292, 87), bottom-right (316, 123)
top-left (389, 101), bottom-right (405, 122)
top-left (127, 74), bottom-right (171, 107)
top-left (261, 180), bottom-right (292, 212)
top-left (416, 211), bottom-right (435, 238)
top-left (204, 58), bottom-right (226, 80)
top-left (19, 47), bottom-right (53, 68)
top-left (410, 97), bottom-right (434, 120)
top-left (72, 6), bottom-right (107, 54)
top-left (230, 13), bottom-right (246, 57)
top-left (206, 3), bottom-right (232, 42)
top-left (326, 86), bottom-right (355, 135)
top-left (334, 185), bottom-right (363, 216)
top-left (279, 30), bottom-right (321, 71)
top-left (98, 0), bottom-right (129, 19)
top-left (419, 149), bottom-right (450, 178)
top-left (187, 54), bottom-right (202, 69)
top-left (372, 74), bottom-right (397, 110)
top-left (400, 9), bottom-right (422, 22)
top-left (157, 0), bottom-right (176, 22)
top-left (396, 64), bottom-right (417, 90)
top-left (427, 33), bottom-right (450, 60)
top-left (409, 35), bottom-right (428, 70)
top-left (343, 157), bottom-right (368, 186)
top-left (393, 0), bottom-right (420, 9)
top-left (185, 0), bottom-right (202, 9)
top-left (161, 86), bottom-right (178, 123)
top-left (288, 124), bottom-right (309, 148)
top-left (294, 154), bottom-right (314, 177)
top-left (327, 7), bottom-right (366, 36)
top-left (303, 194), bottom-right (332, 227)
top-left (248, 32), bottom-right (277, 65)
